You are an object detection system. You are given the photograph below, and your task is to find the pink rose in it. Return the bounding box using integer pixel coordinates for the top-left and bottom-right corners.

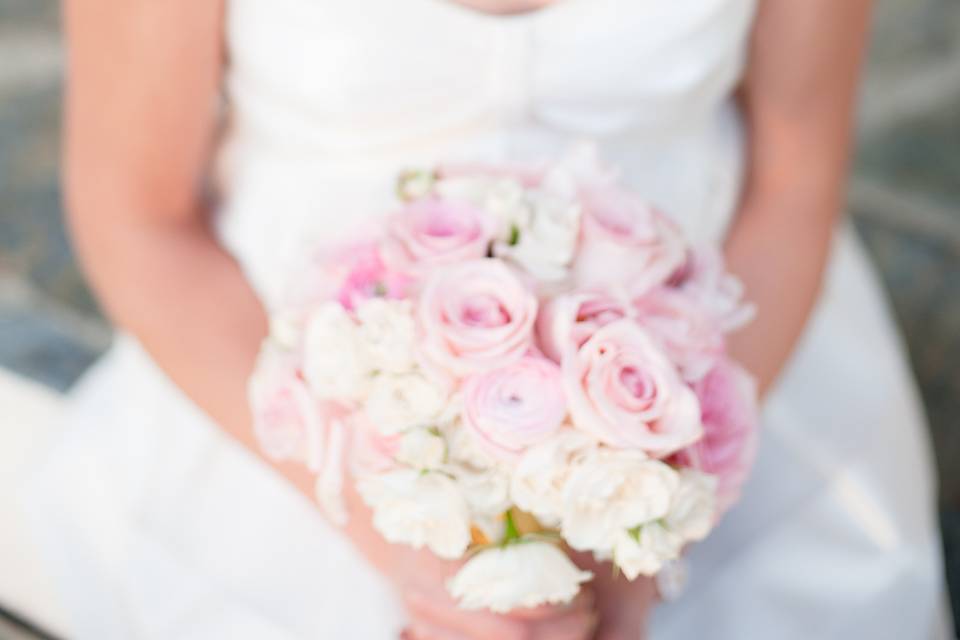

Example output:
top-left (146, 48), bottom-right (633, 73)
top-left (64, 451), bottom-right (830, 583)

top-left (575, 187), bottom-right (686, 295)
top-left (333, 242), bottom-right (413, 311)
top-left (674, 359), bottom-right (759, 515)
top-left (249, 343), bottom-right (329, 468)
top-left (632, 287), bottom-right (725, 382)
top-left (382, 199), bottom-right (493, 276)
top-left (288, 241), bottom-right (412, 315)
top-left (537, 291), bottom-right (629, 363)
top-left (562, 319), bottom-right (702, 456)
top-left (668, 247), bottom-right (755, 333)
top-left (418, 260), bottom-right (538, 377)
top-left (462, 356), bottom-right (567, 460)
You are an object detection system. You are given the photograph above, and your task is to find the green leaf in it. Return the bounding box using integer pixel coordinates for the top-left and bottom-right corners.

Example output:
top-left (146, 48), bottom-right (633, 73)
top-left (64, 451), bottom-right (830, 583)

top-left (508, 224), bottom-right (521, 246)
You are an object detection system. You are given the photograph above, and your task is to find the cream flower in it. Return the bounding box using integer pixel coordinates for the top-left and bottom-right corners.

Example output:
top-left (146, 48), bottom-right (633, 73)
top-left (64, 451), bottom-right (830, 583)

top-left (355, 298), bottom-right (417, 375)
top-left (665, 469), bottom-right (717, 542)
top-left (560, 449), bottom-right (680, 554)
top-left (302, 302), bottom-right (371, 401)
top-left (509, 428), bottom-right (597, 528)
top-left (612, 522), bottom-right (683, 580)
top-left (448, 542), bottom-right (593, 613)
top-left (435, 175), bottom-right (532, 234)
top-left (493, 190), bottom-right (581, 282)
top-left (363, 371), bottom-right (449, 436)
top-left (396, 428), bottom-right (447, 470)
top-left (443, 420), bottom-right (514, 519)
top-left (357, 469), bottom-right (471, 560)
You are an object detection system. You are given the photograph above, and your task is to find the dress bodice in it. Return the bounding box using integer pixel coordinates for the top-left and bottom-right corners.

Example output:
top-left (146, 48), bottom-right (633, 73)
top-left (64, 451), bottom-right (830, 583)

top-left (215, 0), bottom-right (757, 304)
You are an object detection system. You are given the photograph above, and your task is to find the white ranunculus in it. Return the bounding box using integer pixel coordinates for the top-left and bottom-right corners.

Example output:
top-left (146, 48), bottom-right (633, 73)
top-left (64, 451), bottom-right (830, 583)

top-left (436, 176), bottom-right (532, 233)
top-left (357, 469), bottom-right (471, 560)
top-left (302, 302), bottom-right (371, 401)
top-left (560, 449), bottom-right (680, 554)
top-left (666, 469), bottom-right (717, 543)
top-left (396, 428), bottom-right (447, 470)
top-left (355, 298), bottom-right (417, 374)
top-left (612, 522), bottom-right (684, 580)
top-left (451, 464), bottom-right (513, 519)
top-left (443, 420), bottom-right (513, 518)
top-left (448, 542), bottom-right (593, 613)
top-left (444, 418), bottom-right (500, 471)
top-left (509, 428), bottom-right (597, 528)
top-left (494, 190), bottom-right (581, 282)
top-left (364, 371), bottom-right (449, 436)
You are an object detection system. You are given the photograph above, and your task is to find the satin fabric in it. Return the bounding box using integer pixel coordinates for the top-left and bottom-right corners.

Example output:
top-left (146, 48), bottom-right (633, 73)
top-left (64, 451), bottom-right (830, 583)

top-left (29, 0), bottom-right (949, 637)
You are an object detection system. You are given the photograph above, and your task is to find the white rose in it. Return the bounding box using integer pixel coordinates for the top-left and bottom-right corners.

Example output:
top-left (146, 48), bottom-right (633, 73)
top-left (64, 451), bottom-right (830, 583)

top-left (443, 420), bottom-right (513, 518)
top-left (364, 371), bottom-right (449, 436)
top-left (510, 428), bottom-right (596, 528)
top-left (355, 298), bottom-right (417, 374)
top-left (448, 542), bottom-right (593, 613)
top-left (494, 190), bottom-right (581, 282)
top-left (560, 450), bottom-right (679, 554)
top-left (612, 522), bottom-right (683, 580)
top-left (302, 302), bottom-right (371, 401)
top-left (666, 469), bottom-right (717, 543)
top-left (436, 176), bottom-right (531, 233)
top-left (358, 469), bottom-right (471, 559)
top-left (451, 464), bottom-right (513, 520)
top-left (396, 428), bottom-right (447, 469)
top-left (444, 418), bottom-right (500, 471)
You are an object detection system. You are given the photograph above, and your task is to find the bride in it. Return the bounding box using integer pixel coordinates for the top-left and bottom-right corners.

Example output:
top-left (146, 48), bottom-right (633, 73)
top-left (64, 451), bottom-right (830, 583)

top-left (30, 0), bottom-right (948, 637)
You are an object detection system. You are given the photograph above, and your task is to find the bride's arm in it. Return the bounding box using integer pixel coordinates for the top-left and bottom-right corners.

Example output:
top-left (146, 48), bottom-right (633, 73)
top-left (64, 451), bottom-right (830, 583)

top-left (63, 2), bottom-right (594, 638)
top-left (725, 0), bottom-right (874, 394)
top-left (62, 0), bottom-right (274, 472)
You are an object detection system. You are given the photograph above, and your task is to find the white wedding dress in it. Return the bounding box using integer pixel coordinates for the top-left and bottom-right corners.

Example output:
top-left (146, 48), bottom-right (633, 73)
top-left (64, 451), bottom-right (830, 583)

top-left (28, 0), bottom-right (950, 638)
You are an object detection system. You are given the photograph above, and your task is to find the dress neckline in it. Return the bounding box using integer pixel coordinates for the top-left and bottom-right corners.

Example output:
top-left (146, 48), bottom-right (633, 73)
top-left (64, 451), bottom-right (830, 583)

top-left (441, 0), bottom-right (562, 18)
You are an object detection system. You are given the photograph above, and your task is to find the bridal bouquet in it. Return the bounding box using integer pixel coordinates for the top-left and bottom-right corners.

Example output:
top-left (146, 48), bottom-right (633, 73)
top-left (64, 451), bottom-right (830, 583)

top-left (249, 145), bottom-right (759, 612)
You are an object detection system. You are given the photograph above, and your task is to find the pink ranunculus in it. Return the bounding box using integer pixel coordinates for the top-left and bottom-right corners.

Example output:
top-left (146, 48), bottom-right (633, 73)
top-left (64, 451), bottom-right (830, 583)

top-left (562, 319), bottom-right (703, 456)
top-left (462, 356), bottom-right (567, 460)
top-left (631, 287), bottom-right (726, 382)
top-left (668, 247), bottom-right (755, 333)
top-left (249, 342), bottom-right (324, 464)
top-left (418, 260), bottom-right (538, 377)
top-left (537, 291), bottom-right (629, 363)
top-left (574, 187), bottom-right (686, 295)
top-left (381, 198), bottom-right (494, 276)
top-left (673, 359), bottom-right (759, 515)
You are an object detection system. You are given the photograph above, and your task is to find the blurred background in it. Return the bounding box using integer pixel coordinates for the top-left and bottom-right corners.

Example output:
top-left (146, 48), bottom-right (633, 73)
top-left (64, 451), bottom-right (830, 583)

top-left (0, 0), bottom-right (958, 637)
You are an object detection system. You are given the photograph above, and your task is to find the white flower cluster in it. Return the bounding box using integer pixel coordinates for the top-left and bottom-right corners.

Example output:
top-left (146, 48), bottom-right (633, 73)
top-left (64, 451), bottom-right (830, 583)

top-left (510, 429), bottom-right (717, 580)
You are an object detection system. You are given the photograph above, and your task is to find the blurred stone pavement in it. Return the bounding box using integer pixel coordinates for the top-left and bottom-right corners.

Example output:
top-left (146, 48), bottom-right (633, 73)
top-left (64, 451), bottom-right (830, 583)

top-left (0, 0), bottom-right (958, 636)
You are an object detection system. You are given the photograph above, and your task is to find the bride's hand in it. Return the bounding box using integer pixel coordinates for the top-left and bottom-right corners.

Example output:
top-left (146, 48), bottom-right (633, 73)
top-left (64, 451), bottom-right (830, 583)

top-left (401, 587), bottom-right (597, 640)
top-left (571, 553), bottom-right (657, 640)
